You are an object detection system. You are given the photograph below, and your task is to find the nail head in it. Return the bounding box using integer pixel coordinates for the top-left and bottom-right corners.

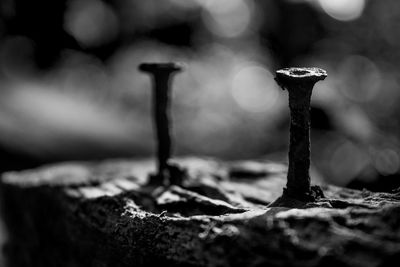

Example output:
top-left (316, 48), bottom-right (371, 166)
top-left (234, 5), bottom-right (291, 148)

top-left (275, 67), bottom-right (327, 88)
top-left (138, 62), bottom-right (184, 74)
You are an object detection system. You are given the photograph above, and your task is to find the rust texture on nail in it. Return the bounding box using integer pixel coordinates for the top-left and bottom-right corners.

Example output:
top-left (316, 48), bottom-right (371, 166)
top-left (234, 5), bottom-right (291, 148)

top-left (139, 62), bottom-right (183, 184)
top-left (275, 67), bottom-right (327, 201)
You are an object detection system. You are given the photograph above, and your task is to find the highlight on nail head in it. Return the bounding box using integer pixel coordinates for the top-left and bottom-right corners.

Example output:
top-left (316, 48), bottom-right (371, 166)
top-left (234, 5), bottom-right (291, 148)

top-left (275, 67), bottom-right (327, 84)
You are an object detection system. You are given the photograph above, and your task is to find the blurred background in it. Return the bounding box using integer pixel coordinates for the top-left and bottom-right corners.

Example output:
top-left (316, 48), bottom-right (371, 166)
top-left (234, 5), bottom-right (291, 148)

top-left (0, 1), bottom-right (400, 263)
top-left (0, 0), bottom-right (399, 192)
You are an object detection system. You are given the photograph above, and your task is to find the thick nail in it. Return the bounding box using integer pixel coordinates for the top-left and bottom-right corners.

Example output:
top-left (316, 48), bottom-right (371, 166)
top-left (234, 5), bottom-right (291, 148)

top-left (275, 67), bottom-right (327, 201)
top-left (139, 62), bottom-right (183, 181)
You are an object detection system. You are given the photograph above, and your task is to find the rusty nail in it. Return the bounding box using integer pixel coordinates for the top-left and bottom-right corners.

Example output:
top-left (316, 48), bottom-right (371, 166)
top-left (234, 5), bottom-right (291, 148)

top-left (275, 67), bottom-right (327, 201)
top-left (139, 62), bottom-right (183, 183)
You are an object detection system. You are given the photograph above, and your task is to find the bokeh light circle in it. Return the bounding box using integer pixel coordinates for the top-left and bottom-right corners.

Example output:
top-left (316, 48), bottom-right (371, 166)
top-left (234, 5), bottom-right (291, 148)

top-left (201, 0), bottom-right (252, 38)
top-left (338, 55), bottom-right (381, 103)
top-left (231, 65), bottom-right (279, 113)
top-left (374, 148), bottom-right (400, 176)
top-left (318, 0), bottom-right (365, 21)
top-left (64, 0), bottom-right (119, 47)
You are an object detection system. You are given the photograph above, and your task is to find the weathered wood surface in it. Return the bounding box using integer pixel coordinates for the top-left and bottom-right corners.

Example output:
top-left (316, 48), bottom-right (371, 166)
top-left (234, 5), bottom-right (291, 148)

top-left (1, 157), bottom-right (400, 267)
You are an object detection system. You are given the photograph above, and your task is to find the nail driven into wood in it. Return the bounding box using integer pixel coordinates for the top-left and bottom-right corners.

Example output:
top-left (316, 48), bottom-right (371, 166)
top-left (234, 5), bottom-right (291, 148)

top-left (274, 67), bottom-right (327, 202)
top-left (139, 62), bottom-right (184, 185)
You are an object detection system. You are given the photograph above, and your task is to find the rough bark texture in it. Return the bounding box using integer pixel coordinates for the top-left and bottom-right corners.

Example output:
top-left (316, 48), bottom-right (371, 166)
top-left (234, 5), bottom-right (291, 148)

top-left (1, 158), bottom-right (400, 267)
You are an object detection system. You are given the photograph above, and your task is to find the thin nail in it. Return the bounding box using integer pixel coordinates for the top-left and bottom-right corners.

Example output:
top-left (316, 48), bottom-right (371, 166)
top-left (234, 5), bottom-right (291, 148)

top-left (139, 62), bottom-right (183, 182)
top-left (275, 67), bottom-right (327, 201)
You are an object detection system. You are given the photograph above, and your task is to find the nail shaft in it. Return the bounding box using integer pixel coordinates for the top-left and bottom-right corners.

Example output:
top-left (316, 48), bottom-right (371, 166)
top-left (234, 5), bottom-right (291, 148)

top-left (287, 86), bottom-right (313, 196)
top-left (153, 73), bottom-right (172, 174)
